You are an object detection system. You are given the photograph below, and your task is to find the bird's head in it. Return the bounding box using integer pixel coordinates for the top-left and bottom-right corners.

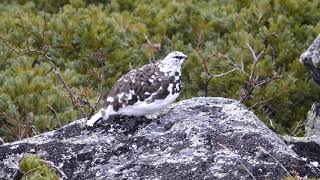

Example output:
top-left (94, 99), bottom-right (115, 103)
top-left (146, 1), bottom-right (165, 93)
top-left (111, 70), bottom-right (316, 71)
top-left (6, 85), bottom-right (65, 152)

top-left (163, 51), bottom-right (188, 67)
top-left (158, 51), bottom-right (188, 73)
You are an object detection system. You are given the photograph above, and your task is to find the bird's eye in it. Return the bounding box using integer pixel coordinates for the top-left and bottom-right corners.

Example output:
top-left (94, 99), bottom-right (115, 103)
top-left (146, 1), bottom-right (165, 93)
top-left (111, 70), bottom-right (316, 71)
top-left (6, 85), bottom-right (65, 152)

top-left (173, 56), bottom-right (184, 60)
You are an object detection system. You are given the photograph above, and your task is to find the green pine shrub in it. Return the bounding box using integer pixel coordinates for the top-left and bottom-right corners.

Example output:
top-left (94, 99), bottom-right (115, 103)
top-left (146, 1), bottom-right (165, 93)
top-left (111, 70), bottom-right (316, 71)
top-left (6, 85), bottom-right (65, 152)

top-left (19, 155), bottom-right (60, 180)
top-left (0, 0), bottom-right (319, 141)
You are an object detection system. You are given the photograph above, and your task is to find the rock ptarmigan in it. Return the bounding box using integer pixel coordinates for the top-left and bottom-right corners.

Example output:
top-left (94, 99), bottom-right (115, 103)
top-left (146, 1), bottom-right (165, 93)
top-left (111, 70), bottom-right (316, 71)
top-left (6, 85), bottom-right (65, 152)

top-left (86, 51), bottom-right (188, 126)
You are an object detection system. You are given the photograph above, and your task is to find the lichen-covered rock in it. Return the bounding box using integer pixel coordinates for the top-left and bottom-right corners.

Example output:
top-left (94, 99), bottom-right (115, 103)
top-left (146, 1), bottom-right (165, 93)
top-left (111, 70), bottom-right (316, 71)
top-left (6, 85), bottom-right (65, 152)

top-left (0, 97), bottom-right (319, 179)
top-left (300, 34), bottom-right (320, 85)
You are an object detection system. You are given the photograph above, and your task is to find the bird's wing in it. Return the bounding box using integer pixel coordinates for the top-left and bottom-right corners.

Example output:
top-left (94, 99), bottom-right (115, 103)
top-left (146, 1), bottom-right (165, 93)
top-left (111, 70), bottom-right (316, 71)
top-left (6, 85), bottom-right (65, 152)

top-left (104, 63), bottom-right (175, 111)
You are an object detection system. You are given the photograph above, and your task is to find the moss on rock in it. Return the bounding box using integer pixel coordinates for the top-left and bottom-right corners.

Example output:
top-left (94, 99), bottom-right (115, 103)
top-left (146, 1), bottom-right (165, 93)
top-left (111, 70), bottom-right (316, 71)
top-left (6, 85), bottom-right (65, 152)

top-left (19, 155), bottom-right (60, 180)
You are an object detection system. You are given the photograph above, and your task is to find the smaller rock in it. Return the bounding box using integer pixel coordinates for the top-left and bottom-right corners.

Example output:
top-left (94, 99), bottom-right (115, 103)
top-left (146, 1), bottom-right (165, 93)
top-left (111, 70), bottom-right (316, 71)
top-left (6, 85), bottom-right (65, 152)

top-left (305, 102), bottom-right (320, 137)
top-left (283, 136), bottom-right (320, 167)
top-left (300, 34), bottom-right (320, 67)
top-left (300, 34), bottom-right (320, 85)
top-left (0, 137), bottom-right (4, 145)
top-left (283, 36), bottom-right (320, 174)
top-left (283, 103), bottom-right (320, 167)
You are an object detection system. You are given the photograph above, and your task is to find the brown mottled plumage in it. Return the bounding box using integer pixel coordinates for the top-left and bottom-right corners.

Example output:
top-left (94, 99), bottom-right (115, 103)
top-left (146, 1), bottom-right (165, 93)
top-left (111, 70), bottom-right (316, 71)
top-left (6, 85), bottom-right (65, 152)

top-left (106, 63), bottom-right (181, 111)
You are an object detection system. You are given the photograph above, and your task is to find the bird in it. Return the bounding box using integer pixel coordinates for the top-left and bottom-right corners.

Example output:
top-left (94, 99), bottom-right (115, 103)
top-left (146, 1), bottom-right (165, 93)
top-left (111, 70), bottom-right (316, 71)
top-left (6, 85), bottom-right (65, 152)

top-left (86, 51), bottom-right (188, 126)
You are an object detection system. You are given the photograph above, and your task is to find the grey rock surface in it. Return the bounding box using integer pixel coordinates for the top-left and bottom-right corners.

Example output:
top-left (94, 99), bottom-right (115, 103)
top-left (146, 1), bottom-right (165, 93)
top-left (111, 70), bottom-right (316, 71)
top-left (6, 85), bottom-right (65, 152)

top-left (300, 34), bottom-right (320, 85)
top-left (0, 97), bottom-right (319, 179)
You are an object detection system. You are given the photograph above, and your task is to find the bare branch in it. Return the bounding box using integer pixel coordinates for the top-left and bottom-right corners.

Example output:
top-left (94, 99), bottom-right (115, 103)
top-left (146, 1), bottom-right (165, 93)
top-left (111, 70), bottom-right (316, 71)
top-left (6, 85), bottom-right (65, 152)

top-left (196, 48), bottom-right (213, 77)
top-left (87, 48), bottom-right (109, 118)
top-left (212, 68), bottom-right (238, 78)
top-left (42, 12), bottom-right (47, 44)
top-left (247, 43), bottom-right (258, 62)
top-left (248, 96), bottom-right (276, 109)
top-left (196, 48), bottom-right (239, 96)
top-left (144, 35), bottom-right (161, 63)
top-left (246, 42), bottom-right (265, 83)
top-left (95, 49), bottom-right (106, 104)
top-left (31, 126), bottom-right (39, 136)
top-left (0, 35), bottom-right (21, 55)
top-left (290, 120), bottom-right (306, 136)
top-left (196, 48), bottom-right (213, 96)
top-left (40, 12), bottom-right (49, 55)
top-left (47, 104), bottom-right (62, 127)
top-left (254, 76), bottom-right (280, 88)
top-left (52, 69), bottom-right (86, 116)
top-left (239, 35), bottom-right (273, 103)
top-left (18, 12), bottom-right (32, 54)
top-left (197, 31), bottom-right (202, 49)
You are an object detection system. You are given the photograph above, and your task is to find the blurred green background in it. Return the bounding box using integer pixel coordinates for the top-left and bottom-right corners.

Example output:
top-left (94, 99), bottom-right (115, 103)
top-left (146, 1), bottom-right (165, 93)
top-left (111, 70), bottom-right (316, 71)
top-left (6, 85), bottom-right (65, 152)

top-left (0, 0), bottom-right (319, 142)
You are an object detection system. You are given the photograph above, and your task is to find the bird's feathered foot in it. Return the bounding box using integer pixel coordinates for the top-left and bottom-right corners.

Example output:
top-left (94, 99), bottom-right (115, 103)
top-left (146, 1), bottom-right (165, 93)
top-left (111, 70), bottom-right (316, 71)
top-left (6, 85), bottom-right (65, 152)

top-left (86, 109), bottom-right (107, 127)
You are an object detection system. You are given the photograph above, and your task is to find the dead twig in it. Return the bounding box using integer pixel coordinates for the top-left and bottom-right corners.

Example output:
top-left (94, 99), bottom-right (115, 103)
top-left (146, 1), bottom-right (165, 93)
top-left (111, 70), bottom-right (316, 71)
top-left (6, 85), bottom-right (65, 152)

top-left (248, 96), bottom-right (276, 109)
top-left (42, 12), bottom-right (47, 44)
top-left (239, 33), bottom-right (280, 103)
top-left (212, 68), bottom-right (238, 78)
top-left (254, 76), bottom-right (280, 88)
top-left (52, 69), bottom-right (86, 117)
top-left (196, 48), bottom-right (213, 96)
top-left (239, 43), bottom-right (267, 103)
top-left (144, 35), bottom-right (161, 63)
top-left (290, 120), bottom-right (306, 136)
top-left (41, 11), bottom-right (49, 54)
top-left (197, 31), bottom-right (202, 49)
top-left (196, 48), bottom-right (239, 96)
top-left (47, 105), bottom-right (62, 127)
top-left (95, 48), bottom-right (106, 106)
top-left (18, 12), bottom-right (32, 54)
top-left (87, 48), bottom-right (107, 118)
top-left (0, 35), bottom-right (21, 55)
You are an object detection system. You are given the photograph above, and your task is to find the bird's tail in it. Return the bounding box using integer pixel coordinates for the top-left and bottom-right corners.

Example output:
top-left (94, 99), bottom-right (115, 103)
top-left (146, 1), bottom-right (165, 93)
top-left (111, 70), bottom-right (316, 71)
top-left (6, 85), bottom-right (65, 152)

top-left (86, 109), bottom-right (107, 126)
